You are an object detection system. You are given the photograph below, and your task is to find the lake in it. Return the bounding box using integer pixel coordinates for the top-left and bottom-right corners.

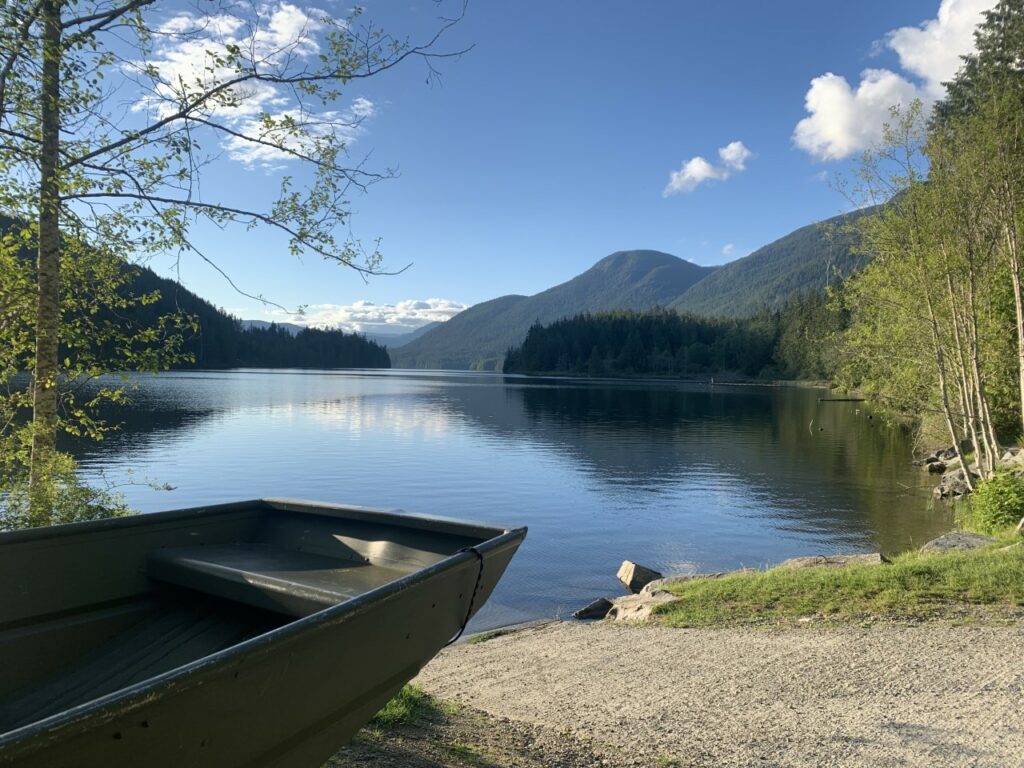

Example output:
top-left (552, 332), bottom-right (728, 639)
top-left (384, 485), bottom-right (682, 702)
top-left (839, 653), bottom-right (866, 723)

top-left (71, 369), bottom-right (952, 630)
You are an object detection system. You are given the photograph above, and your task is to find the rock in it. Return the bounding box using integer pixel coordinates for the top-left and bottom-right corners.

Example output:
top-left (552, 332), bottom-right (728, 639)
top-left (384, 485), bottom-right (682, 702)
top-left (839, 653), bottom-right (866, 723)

top-left (777, 553), bottom-right (885, 569)
top-left (939, 446), bottom-right (959, 460)
top-left (933, 468), bottom-right (980, 499)
top-left (999, 449), bottom-right (1024, 470)
top-left (604, 591), bottom-right (676, 623)
top-left (943, 455), bottom-right (963, 471)
top-left (639, 569), bottom-right (758, 595)
top-left (927, 461), bottom-right (947, 474)
top-left (923, 454), bottom-right (941, 465)
top-left (616, 560), bottom-right (663, 593)
top-left (572, 597), bottom-right (614, 620)
top-left (920, 532), bottom-right (996, 553)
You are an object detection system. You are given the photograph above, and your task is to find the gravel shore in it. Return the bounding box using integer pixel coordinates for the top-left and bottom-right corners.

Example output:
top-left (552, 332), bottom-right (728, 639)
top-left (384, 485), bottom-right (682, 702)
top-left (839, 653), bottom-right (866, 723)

top-left (414, 620), bottom-right (1024, 767)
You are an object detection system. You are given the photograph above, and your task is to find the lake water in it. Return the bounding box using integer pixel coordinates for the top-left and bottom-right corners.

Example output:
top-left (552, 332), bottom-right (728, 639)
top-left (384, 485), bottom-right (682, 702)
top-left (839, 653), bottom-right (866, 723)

top-left (71, 369), bottom-right (953, 630)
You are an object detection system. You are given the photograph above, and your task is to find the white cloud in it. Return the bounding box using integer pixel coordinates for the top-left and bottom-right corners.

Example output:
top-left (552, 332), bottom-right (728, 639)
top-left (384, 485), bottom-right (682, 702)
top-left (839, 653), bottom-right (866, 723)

top-left (718, 141), bottom-right (752, 171)
top-left (794, 0), bottom-right (994, 160)
top-left (222, 102), bottom-right (376, 168)
top-left (133, 2), bottom-right (374, 168)
top-left (721, 243), bottom-right (735, 256)
top-left (283, 298), bottom-right (467, 334)
top-left (663, 140), bottom-right (754, 196)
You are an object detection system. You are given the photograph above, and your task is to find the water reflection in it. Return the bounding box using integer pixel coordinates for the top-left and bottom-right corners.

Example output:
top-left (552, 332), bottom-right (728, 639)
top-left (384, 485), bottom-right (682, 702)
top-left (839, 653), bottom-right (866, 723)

top-left (69, 370), bottom-right (953, 628)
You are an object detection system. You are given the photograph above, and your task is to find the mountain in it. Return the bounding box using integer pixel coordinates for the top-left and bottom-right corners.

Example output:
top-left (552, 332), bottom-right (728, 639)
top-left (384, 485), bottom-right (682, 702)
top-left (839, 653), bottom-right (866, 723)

top-left (392, 250), bottom-right (715, 370)
top-left (120, 268), bottom-right (390, 369)
top-left (671, 208), bottom-right (874, 317)
top-left (363, 322), bottom-right (441, 349)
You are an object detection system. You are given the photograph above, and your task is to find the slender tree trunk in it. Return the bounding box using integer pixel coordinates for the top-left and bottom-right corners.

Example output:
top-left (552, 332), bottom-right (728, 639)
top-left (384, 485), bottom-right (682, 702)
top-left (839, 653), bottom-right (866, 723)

top-left (964, 261), bottom-right (999, 476)
top-left (28, 0), bottom-right (62, 517)
top-left (922, 281), bottom-right (964, 471)
top-left (1004, 213), bottom-right (1024, 437)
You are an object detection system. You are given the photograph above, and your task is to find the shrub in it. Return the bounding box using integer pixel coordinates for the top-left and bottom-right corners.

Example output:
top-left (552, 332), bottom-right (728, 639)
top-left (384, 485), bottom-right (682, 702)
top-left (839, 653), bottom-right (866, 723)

top-left (970, 472), bottom-right (1024, 534)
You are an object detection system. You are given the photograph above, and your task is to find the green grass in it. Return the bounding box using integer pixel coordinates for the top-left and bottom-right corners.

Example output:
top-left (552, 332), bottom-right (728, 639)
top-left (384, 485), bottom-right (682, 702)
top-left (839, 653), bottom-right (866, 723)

top-left (370, 685), bottom-right (446, 729)
top-left (444, 740), bottom-right (488, 765)
top-left (655, 543), bottom-right (1024, 627)
top-left (466, 629), bottom-right (505, 645)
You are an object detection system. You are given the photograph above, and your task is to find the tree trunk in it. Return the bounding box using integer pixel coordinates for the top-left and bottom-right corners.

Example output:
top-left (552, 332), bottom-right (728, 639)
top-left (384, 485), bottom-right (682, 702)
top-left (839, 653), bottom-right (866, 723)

top-left (28, 0), bottom-right (62, 518)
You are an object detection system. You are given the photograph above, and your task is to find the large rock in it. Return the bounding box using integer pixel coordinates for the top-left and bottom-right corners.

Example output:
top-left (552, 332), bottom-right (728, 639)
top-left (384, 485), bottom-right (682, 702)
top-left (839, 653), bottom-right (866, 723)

top-left (927, 461), bottom-right (947, 474)
top-left (933, 468), bottom-right (979, 499)
top-left (777, 553), bottom-right (885, 570)
top-left (999, 449), bottom-right (1024, 470)
top-left (616, 560), bottom-right (663, 593)
top-left (572, 597), bottom-right (614, 620)
top-left (604, 590), bottom-right (676, 623)
top-left (920, 532), bottom-right (996, 553)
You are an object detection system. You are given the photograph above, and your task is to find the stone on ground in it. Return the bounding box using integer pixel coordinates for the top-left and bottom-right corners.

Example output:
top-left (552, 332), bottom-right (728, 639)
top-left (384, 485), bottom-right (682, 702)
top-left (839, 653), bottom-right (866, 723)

top-left (616, 560), bottom-right (663, 593)
top-left (920, 531), bottom-right (995, 553)
top-left (777, 554), bottom-right (884, 569)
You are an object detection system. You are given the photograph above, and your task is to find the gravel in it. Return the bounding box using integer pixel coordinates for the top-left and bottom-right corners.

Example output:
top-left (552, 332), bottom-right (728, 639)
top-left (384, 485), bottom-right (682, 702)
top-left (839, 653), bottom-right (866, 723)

top-left (415, 620), bottom-right (1024, 767)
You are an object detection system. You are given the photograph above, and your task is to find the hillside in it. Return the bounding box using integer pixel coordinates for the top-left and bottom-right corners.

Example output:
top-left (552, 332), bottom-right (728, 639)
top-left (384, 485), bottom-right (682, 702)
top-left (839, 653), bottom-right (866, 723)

top-left (671, 208), bottom-right (873, 317)
top-left (122, 267), bottom-right (390, 369)
top-left (392, 250), bottom-right (715, 370)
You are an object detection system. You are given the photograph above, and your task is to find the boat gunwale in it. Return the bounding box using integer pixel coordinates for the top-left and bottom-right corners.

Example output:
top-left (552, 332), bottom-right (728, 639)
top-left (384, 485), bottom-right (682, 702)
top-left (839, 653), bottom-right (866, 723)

top-left (0, 497), bottom-right (514, 546)
top-left (0, 499), bottom-right (526, 750)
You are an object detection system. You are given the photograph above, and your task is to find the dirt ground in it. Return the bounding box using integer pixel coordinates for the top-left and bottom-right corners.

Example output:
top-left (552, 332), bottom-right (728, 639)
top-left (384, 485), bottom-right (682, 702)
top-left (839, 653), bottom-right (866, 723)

top-left (328, 619), bottom-right (1024, 767)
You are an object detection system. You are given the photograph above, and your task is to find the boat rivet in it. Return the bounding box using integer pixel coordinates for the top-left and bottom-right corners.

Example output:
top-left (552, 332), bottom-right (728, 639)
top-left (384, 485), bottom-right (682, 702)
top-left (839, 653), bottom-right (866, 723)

top-left (140, 721), bottom-right (149, 729)
top-left (112, 732), bottom-right (122, 741)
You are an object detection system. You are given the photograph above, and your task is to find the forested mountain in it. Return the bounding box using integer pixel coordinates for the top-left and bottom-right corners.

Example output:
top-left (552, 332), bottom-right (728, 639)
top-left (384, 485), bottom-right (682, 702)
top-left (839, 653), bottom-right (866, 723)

top-left (123, 267), bottom-right (390, 369)
top-left (502, 291), bottom-right (843, 380)
top-left (670, 207), bottom-right (874, 317)
top-left (392, 250), bottom-right (715, 370)
top-left (503, 310), bottom-right (779, 378)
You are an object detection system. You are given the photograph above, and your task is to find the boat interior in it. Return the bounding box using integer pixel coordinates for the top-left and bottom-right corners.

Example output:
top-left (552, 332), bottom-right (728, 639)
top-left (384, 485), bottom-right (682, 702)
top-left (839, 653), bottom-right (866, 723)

top-left (0, 502), bottom-right (487, 735)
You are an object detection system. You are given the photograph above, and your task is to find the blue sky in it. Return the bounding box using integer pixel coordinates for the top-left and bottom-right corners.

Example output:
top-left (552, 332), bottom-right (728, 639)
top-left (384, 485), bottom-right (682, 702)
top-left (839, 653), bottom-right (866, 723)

top-left (145, 0), bottom-right (993, 334)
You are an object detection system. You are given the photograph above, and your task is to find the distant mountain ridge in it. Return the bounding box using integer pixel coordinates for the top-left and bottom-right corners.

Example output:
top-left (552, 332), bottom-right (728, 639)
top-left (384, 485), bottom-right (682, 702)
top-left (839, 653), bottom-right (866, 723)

top-left (671, 207), bottom-right (875, 317)
top-left (391, 250), bottom-right (716, 370)
top-left (392, 209), bottom-right (868, 370)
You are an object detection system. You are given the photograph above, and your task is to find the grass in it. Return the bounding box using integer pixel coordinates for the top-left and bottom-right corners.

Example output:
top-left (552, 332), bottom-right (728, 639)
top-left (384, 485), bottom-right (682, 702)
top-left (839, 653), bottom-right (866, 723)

top-left (444, 739), bottom-right (488, 765)
top-left (465, 629), bottom-right (504, 645)
top-left (369, 685), bottom-right (457, 729)
top-left (654, 540), bottom-right (1024, 628)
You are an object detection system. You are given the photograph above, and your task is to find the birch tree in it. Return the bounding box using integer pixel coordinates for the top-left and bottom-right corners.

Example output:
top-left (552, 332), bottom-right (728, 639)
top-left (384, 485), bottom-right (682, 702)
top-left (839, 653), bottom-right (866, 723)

top-left (0, 0), bottom-right (463, 519)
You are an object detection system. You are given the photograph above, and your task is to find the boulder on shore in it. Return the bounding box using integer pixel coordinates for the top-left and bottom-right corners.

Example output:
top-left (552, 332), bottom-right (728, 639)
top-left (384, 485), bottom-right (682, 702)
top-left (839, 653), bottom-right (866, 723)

top-left (572, 597), bottom-right (614, 621)
top-left (616, 560), bottom-right (663, 593)
top-left (933, 468), bottom-right (979, 499)
top-left (604, 590), bottom-right (676, 623)
top-left (920, 532), bottom-right (995, 553)
top-left (777, 553), bottom-right (885, 569)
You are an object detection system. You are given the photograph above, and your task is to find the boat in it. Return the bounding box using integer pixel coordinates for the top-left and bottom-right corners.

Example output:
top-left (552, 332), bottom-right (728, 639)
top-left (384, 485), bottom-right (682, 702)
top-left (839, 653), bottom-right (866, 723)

top-left (0, 498), bottom-right (526, 767)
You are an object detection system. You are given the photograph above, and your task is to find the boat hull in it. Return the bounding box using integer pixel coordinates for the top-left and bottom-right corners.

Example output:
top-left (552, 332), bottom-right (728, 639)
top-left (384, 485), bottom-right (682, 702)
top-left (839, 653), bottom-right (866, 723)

top-left (0, 499), bottom-right (525, 767)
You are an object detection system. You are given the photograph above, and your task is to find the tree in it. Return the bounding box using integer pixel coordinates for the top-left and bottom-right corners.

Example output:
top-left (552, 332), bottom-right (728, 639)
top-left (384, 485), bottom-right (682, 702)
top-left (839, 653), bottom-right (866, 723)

top-left (0, 0), bottom-right (463, 519)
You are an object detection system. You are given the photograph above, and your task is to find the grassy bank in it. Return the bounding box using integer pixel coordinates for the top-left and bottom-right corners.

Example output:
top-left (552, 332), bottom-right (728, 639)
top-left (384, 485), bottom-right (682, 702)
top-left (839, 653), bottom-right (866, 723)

top-left (655, 539), bottom-right (1024, 628)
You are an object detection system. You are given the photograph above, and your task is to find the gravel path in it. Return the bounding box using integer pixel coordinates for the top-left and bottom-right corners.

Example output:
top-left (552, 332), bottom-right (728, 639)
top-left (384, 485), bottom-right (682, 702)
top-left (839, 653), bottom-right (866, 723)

top-left (416, 621), bottom-right (1024, 767)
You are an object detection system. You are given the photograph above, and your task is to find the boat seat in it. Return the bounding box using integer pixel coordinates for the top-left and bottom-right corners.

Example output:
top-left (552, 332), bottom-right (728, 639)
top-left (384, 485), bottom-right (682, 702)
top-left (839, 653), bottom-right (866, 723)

top-left (147, 544), bottom-right (409, 618)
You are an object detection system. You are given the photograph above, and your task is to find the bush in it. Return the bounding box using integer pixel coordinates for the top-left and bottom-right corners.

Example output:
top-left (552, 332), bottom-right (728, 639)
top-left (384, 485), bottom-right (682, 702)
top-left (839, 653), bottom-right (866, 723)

top-left (1, 451), bottom-right (132, 531)
top-left (970, 472), bottom-right (1024, 534)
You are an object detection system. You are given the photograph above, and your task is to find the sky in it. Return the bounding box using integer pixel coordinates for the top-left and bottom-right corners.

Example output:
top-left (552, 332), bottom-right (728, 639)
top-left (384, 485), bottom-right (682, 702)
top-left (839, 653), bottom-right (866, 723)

top-left (139, 0), bottom-right (997, 335)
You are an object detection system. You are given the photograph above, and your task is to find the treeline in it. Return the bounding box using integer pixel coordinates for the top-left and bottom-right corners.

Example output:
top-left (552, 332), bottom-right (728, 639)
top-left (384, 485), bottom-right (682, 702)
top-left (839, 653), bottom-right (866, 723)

top-left (116, 265), bottom-right (390, 369)
top-left (835, 0), bottom-right (1024, 484)
top-left (503, 294), bottom-right (842, 380)
top-left (184, 323), bottom-right (391, 369)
